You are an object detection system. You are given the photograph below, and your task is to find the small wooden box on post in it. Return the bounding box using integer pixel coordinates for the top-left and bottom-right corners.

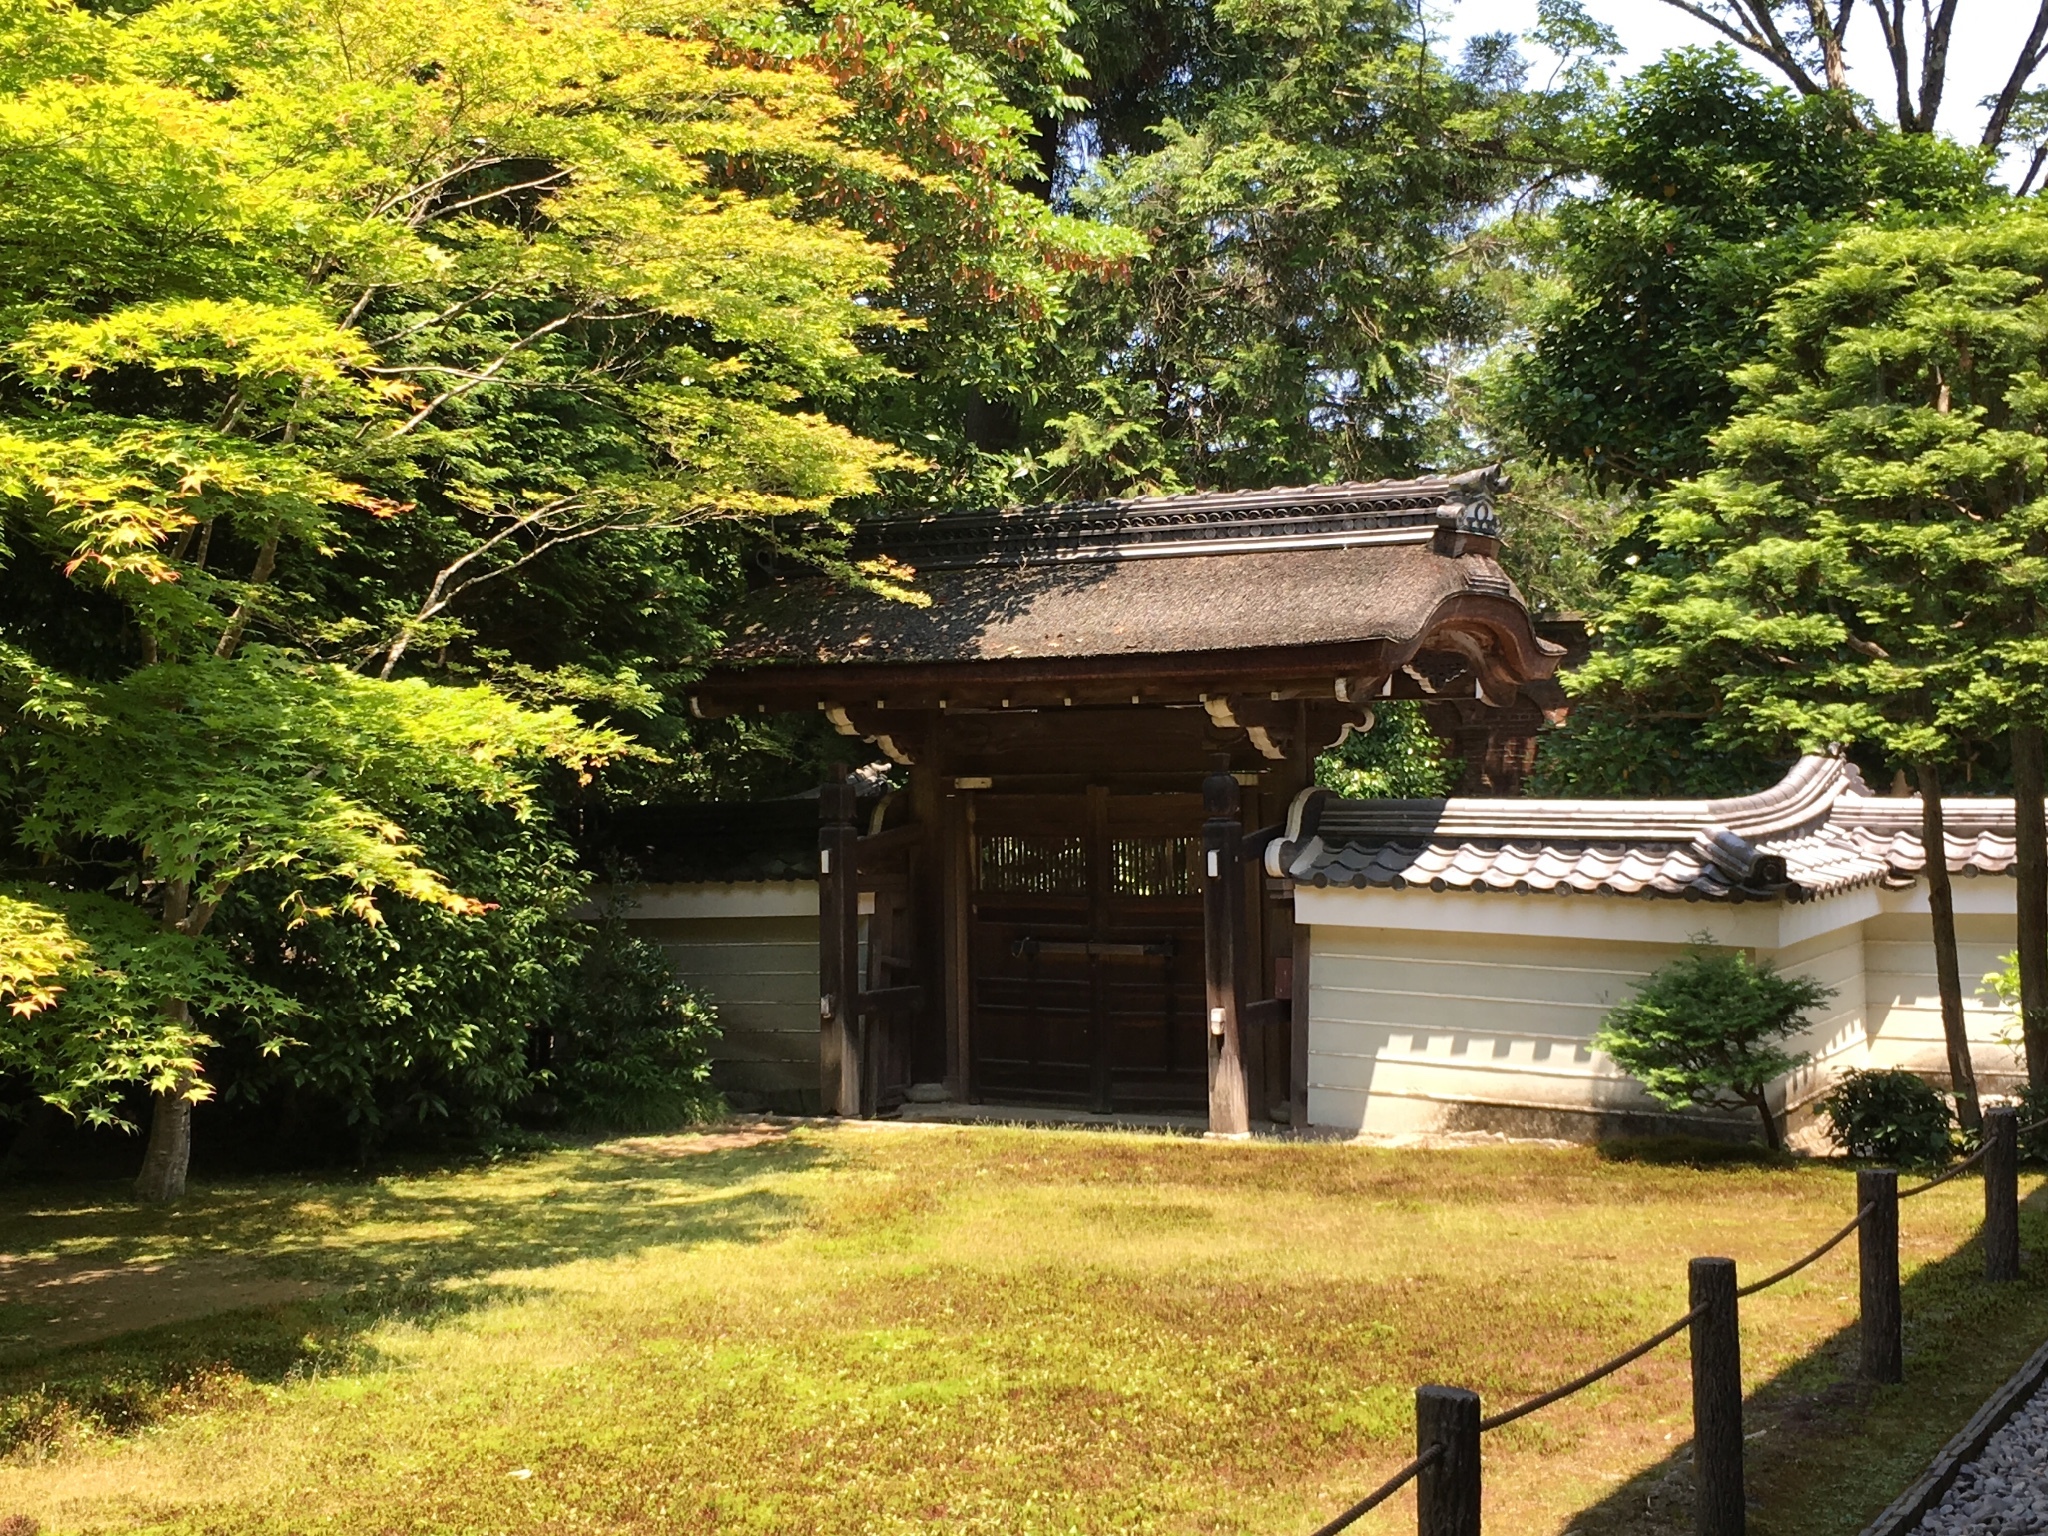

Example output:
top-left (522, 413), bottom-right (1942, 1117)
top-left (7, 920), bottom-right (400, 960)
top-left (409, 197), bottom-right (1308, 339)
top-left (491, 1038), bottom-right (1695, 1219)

top-left (1202, 763), bottom-right (1252, 1138)
top-left (818, 771), bottom-right (861, 1118)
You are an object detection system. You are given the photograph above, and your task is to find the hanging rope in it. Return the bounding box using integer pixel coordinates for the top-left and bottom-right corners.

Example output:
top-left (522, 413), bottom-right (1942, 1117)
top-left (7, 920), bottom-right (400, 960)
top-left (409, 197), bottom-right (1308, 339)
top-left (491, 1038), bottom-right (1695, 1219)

top-left (1307, 1442), bottom-right (1444, 1536)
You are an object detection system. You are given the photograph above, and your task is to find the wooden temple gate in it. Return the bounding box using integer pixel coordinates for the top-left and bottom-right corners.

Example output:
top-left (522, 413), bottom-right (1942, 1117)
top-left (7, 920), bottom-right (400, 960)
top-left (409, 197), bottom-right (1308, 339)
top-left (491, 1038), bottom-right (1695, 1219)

top-left (692, 470), bottom-right (1562, 1134)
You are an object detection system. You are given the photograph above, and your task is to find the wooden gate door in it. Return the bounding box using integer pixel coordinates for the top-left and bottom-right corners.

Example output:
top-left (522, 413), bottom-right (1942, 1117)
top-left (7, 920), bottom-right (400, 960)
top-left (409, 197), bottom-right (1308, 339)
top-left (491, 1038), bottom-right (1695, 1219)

top-left (967, 789), bottom-right (1207, 1113)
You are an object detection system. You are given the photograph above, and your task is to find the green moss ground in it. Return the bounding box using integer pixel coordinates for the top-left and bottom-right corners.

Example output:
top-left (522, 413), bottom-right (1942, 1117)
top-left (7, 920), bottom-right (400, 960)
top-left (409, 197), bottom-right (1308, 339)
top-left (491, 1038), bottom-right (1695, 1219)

top-left (0, 1123), bottom-right (2042, 1534)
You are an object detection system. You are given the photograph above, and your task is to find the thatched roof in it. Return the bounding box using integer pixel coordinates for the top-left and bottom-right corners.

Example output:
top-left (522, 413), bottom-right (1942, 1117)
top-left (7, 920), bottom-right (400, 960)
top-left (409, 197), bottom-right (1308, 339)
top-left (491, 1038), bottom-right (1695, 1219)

top-left (711, 468), bottom-right (1558, 678)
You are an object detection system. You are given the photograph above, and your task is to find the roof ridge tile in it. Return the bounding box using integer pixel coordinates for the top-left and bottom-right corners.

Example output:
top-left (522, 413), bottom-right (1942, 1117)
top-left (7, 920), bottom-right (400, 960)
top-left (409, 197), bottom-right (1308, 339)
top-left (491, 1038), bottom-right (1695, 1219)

top-left (1298, 752), bottom-right (2027, 903)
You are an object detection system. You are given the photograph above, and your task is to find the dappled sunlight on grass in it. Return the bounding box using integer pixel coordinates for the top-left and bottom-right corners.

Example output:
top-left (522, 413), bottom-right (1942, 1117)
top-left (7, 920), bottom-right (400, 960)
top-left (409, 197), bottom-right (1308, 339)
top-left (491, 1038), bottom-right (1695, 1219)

top-left (0, 1125), bottom-right (2043, 1535)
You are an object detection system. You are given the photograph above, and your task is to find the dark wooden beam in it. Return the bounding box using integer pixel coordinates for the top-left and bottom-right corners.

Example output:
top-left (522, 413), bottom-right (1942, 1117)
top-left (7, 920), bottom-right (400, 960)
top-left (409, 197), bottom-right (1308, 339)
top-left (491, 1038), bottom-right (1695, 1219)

top-left (1202, 765), bottom-right (1252, 1137)
top-left (943, 787), bottom-right (973, 1100)
top-left (818, 773), bottom-right (860, 1117)
top-left (853, 822), bottom-right (922, 870)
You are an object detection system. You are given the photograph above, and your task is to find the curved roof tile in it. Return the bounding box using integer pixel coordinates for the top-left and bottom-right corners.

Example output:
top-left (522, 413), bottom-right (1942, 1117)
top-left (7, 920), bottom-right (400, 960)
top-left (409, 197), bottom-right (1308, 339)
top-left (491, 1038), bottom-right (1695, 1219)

top-left (1280, 753), bottom-right (2026, 903)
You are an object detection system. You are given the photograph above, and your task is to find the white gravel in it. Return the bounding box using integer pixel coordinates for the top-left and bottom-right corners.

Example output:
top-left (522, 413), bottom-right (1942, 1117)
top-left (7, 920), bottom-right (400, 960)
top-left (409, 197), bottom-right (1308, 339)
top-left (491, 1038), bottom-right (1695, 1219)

top-left (1914, 1380), bottom-right (2048, 1534)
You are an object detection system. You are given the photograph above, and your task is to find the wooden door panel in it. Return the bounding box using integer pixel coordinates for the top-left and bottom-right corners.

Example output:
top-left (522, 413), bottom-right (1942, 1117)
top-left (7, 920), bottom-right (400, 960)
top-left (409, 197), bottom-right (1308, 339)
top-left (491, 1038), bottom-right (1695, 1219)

top-left (969, 913), bottom-right (1093, 1103)
top-left (967, 792), bottom-right (1207, 1114)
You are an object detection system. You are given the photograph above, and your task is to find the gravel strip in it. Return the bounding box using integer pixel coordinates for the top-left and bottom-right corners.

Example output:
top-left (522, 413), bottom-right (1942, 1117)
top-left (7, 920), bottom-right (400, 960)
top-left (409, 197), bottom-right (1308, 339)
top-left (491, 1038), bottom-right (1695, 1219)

top-left (1915, 1378), bottom-right (2048, 1534)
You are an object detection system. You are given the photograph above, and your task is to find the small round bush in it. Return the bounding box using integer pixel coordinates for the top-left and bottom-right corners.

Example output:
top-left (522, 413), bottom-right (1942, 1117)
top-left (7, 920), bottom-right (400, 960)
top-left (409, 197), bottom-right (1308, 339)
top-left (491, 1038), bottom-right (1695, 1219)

top-left (1817, 1069), bottom-right (1956, 1168)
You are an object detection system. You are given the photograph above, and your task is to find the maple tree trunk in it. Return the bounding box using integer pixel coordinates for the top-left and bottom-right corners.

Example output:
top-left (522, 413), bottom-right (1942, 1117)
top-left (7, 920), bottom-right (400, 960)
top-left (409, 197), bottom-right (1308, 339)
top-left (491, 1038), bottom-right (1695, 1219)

top-left (134, 1017), bottom-right (195, 1204)
top-left (135, 880), bottom-right (201, 1203)
top-left (1919, 761), bottom-right (1983, 1131)
top-left (2014, 724), bottom-right (2048, 1092)
top-left (213, 519), bottom-right (282, 661)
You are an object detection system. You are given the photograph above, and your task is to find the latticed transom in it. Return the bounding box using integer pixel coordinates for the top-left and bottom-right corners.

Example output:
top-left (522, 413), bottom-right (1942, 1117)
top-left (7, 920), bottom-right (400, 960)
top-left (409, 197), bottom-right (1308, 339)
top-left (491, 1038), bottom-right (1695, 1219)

top-left (978, 835), bottom-right (1088, 895)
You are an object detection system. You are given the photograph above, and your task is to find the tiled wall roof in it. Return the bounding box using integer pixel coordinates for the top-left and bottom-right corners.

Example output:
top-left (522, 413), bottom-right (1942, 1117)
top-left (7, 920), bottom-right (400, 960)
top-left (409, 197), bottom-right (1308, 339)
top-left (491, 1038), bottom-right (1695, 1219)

top-left (1271, 754), bottom-right (2021, 903)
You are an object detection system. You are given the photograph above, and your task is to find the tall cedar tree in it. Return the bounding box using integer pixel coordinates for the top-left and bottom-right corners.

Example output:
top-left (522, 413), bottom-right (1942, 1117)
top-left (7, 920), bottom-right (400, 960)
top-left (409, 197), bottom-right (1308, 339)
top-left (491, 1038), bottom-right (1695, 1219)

top-left (1567, 209), bottom-right (2048, 1117)
top-left (1505, 49), bottom-right (1992, 800)
top-left (1501, 49), bottom-right (1991, 496)
top-left (991, 0), bottom-right (1617, 501)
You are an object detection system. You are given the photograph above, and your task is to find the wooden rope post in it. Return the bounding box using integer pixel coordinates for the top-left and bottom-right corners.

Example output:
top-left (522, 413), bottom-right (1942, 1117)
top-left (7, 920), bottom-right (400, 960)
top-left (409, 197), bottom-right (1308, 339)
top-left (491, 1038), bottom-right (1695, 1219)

top-left (818, 772), bottom-right (861, 1119)
top-left (1202, 765), bottom-right (1251, 1137)
top-left (1985, 1107), bottom-right (2021, 1282)
top-left (1415, 1386), bottom-right (1480, 1536)
top-left (1858, 1168), bottom-right (1902, 1383)
top-left (1689, 1257), bottom-right (1744, 1536)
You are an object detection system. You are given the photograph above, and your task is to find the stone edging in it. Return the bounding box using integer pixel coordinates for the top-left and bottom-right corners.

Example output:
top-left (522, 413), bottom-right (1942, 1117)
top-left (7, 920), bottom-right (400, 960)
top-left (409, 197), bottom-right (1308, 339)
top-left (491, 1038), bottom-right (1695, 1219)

top-left (1856, 1331), bottom-right (2048, 1536)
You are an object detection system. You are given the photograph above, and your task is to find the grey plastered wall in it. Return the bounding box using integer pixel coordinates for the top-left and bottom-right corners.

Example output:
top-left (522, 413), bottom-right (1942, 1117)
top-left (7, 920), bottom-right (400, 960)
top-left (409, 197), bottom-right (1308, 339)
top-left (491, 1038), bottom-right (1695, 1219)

top-left (622, 884), bottom-right (822, 1114)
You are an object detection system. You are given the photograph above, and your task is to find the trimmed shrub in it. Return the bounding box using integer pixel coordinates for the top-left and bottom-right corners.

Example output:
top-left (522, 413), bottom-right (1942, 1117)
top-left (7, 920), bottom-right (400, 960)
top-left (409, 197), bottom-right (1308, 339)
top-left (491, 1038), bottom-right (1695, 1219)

top-left (543, 898), bottom-right (722, 1132)
top-left (1817, 1068), bottom-right (1956, 1168)
top-left (1594, 947), bottom-right (1828, 1149)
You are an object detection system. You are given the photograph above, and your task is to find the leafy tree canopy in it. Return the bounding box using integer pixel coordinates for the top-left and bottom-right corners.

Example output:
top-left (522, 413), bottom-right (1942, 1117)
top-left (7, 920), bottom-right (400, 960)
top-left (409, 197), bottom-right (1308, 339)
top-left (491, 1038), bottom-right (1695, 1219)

top-left (0, 0), bottom-right (1094, 1188)
top-left (1314, 702), bottom-right (1456, 800)
top-left (1497, 47), bottom-right (1993, 496)
top-left (1562, 208), bottom-right (2048, 771)
top-left (987, 0), bottom-right (1621, 502)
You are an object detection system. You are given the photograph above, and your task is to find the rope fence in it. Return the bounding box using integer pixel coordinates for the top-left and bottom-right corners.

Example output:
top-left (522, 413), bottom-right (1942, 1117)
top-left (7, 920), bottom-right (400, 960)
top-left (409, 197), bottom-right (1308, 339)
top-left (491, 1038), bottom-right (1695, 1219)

top-left (1736, 1205), bottom-right (1873, 1298)
top-left (1305, 1445), bottom-right (1443, 1536)
top-left (1900, 1137), bottom-right (1995, 1199)
top-left (1308, 1108), bottom-right (2048, 1536)
top-left (1477, 1306), bottom-right (1704, 1433)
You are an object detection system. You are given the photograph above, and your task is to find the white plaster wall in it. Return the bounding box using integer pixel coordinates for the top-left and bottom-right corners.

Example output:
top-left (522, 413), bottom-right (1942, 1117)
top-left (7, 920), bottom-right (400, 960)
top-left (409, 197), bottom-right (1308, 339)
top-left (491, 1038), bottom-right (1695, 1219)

top-left (620, 884), bottom-right (824, 1112)
top-left (1301, 878), bottom-right (2024, 1138)
top-left (1772, 925), bottom-right (1872, 1121)
top-left (1305, 924), bottom-right (1690, 1135)
top-left (615, 873), bottom-right (2026, 1128)
top-left (1862, 910), bottom-right (2021, 1083)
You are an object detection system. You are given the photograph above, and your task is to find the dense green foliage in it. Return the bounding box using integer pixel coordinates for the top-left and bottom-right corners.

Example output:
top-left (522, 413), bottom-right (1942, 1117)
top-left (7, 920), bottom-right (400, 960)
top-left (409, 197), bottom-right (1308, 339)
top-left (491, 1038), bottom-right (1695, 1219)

top-left (1558, 210), bottom-right (2048, 772)
top-left (1314, 702), bottom-right (1457, 800)
top-left (1500, 48), bottom-right (1993, 494)
top-left (986, 0), bottom-right (1620, 501)
top-left (0, 886), bottom-right (286, 1127)
top-left (1594, 948), bottom-right (1830, 1148)
top-left (1816, 1068), bottom-right (1957, 1169)
top-left (0, 0), bottom-right (1097, 1184)
top-left (1510, 49), bottom-right (1998, 798)
top-left (209, 812), bottom-right (716, 1154)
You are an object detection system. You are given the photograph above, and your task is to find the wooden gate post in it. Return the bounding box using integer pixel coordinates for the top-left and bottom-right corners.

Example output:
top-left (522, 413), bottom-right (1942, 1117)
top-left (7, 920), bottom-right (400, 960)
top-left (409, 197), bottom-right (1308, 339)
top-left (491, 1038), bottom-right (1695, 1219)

top-left (1689, 1257), bottom-right (1744, 1536)
top-left (1414, 1386), bottom-right (1481, 1536)
top-left (1985, 1107), bottom-right (2021, 1282)
top-left (1202, 766), bottom-right (1251, 1137)
top-left (819, 772), bottom-right (861, 1118)
top-left (1858, 1168), bottom-right (1902, 1383)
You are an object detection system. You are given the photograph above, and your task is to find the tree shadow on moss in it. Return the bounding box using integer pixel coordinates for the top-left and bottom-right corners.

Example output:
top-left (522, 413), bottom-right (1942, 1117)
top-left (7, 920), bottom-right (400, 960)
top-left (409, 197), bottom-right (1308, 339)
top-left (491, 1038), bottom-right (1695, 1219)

top-left (1558, 1183), bottom-right (2048, 1536)
top-left (1594, 1135), bottom-right (1800, 1170)
top-left (0, 1129), bottom-right (830, 1458)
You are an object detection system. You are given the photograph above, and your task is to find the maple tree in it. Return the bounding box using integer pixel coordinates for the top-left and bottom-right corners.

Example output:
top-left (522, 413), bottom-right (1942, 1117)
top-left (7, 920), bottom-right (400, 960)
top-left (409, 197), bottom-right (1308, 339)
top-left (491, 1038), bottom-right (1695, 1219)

top-left (0, 0), bottom-right (999, 1196)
